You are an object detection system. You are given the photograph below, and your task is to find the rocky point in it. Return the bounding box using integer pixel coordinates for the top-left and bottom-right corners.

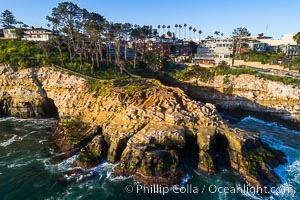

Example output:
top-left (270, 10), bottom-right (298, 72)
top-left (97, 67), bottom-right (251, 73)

top-left (0, 65), bottom-right (287, 191)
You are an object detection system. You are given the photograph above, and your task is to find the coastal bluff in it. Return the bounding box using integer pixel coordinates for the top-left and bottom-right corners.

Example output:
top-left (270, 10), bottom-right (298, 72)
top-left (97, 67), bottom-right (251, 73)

top-left (166, 74), bottom-right (300, 129)
top-left (0, 66), bottom-right (286, 189)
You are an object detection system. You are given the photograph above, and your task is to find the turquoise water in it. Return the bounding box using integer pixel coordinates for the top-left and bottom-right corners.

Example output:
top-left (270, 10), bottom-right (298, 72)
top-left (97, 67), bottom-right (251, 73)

top-left (0, 116), bottom-right (299, 200)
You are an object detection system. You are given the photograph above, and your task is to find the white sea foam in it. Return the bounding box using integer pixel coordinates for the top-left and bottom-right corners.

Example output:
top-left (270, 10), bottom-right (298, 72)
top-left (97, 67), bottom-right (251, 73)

top-left (240, 116), bottom-right (300, 135)
top-left (42, 154), bottom-right (79, 173)
top-left (286, 160), bottom-right (300, 183)
top-left (38, 139), bottom-right (47, 144)
top-left (0, 135), bottom-right (17, 147)
top-left (7, 161), bottom-right (32, 169)
top-left (180, 173), bottom-right (190, 187)
top-left (269, 183), bottom-right (296, 200)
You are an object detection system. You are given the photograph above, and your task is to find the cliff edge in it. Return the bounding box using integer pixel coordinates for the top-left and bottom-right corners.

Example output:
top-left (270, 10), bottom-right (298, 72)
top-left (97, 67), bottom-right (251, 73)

top-left (0, 66), bottom-right (286, 190)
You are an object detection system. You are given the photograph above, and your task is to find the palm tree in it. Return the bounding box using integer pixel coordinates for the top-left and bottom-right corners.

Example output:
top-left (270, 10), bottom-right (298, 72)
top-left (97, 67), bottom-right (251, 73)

top-left (167, 25), bottom-right (171, 33)
top-left (184, 24), bottom-right (187, 38)
top-left (157, 25), bottom-right (161, 35)
top-left (214, 31), bottom-right (220, 38)
top-left (258, 33), bottom-right (264, 38)
top-left (175, 24), bottom-right (178, 38)
top-left (189, 26), bottom-right (192, 39)
top-left (198, 30), bottom-right (202, 43)
top-left (178, 24), bottom-right (182, 39)
top-left (193, 28), bottom-right (197, 39)
top-left (162, 25), bottom-right (166, 34)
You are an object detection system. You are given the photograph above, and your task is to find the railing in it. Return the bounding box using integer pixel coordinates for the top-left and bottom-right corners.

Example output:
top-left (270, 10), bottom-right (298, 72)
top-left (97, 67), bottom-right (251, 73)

top-left (48, 65), bottom-right (99, 81)
top-left (48, 64), bottom-right (142, 81)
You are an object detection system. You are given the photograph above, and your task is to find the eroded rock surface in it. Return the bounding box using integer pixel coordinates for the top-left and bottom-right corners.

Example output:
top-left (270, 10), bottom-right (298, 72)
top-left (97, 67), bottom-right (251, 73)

top-left (0, 66), bottom-right (287, 189)
top-left (183, 74), bottom-right (300, 125)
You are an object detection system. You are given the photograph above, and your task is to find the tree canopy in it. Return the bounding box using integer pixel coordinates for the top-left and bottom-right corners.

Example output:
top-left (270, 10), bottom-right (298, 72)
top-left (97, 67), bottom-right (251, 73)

top-left (232, 27), bottom-right (251, 38)
top-left (0, 10), bottom-right (17, 28)
top-left (293, 32), bottom-right (300, 44)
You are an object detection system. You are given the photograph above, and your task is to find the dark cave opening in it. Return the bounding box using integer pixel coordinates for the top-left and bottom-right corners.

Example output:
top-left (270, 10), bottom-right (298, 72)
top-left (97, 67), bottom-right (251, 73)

top-left (211, 133), bottom-right (231, 171)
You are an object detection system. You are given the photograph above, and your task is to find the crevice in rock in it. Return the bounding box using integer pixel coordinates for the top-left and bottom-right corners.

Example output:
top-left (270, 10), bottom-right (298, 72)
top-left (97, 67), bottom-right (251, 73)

top-left (41, 98), bottom-right (59, 118)
top-left (0, 92), bottom-right (12, 116)
top-left (30, 68), bottom-right (59, 118)
top-left (180, 134), bottom-right (199, 169)
top-left (210, 133), bottom-right (230, 171)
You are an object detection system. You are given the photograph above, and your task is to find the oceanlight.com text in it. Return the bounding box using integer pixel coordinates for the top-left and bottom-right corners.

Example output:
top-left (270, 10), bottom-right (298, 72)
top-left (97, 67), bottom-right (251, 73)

top-left (124, 184), bottom-right (296, 196)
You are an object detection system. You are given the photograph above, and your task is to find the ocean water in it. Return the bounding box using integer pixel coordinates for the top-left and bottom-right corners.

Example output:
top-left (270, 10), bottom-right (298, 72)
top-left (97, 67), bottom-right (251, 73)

top-left (0, 116), bottom-right (299, 200)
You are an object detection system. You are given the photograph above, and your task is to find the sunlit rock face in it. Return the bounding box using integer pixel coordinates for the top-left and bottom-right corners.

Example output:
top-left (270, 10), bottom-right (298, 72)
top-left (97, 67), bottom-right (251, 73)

top-left (0, 66), bottom-right (286, 189)
top-left (177, 74), bottom-right (300, 126)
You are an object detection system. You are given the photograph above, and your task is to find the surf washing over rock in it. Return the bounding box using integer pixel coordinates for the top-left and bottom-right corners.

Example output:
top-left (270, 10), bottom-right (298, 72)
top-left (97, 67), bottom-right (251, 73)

top-left (0, 65), bottom-right (287, 191)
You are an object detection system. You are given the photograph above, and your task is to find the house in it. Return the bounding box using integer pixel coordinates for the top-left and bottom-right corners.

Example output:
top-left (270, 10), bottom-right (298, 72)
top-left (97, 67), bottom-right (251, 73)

top-left (194, 44), bottom-right (215, 65)
top-left (22, 26), bottom-right (59, 41)
top-left (194, 38), bottom-right (233, 65)
top-left (280, 45), bottom-right (299, 59)
top-left (248, 41), bottom-right (268, 52)
top-left (172, 41), bottom-right (196, 57)
top-left (3, 26), bottom-right (17, 39)
top-left (257, 34), bottom-right (299, 59)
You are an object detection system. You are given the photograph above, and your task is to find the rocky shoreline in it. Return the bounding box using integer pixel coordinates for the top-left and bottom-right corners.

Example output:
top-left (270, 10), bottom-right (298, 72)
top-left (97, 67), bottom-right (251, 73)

top-left (0, 66), bottom-right (287, 191)
top-left (159, 73), bottom-right (300, 130)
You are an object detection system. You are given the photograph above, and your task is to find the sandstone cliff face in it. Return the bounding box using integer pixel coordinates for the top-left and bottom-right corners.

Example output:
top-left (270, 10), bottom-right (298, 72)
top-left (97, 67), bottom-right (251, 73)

top-left (184, 74), bottom-right (300, 125)
top-left (0, 66), bottom-right (286, 189)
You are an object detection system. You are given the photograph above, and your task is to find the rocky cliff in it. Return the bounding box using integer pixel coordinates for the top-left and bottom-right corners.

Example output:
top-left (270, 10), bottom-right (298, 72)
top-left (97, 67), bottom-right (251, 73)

top-left (0, 66), bottom-right (286, 190)
top-left (177, 74), bottom-right (300, 128)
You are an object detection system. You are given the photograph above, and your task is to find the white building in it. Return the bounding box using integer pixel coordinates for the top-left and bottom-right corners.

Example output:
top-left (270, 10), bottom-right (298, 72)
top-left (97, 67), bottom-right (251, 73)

top-left (3, 27), bottom-right (17, 39)
top-left (194, 38), bottom-right (233, 65)
top-left (22, 26), bottom-right (58, 41)
top-left (258, 34), bottom-right (299, 58)
top-left (258, 34), bottom-right (297, 46)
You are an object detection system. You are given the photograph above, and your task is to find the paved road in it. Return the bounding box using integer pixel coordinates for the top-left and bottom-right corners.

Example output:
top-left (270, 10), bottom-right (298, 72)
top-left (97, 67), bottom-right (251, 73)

top-left (234, 65), bottom-right (300, 80)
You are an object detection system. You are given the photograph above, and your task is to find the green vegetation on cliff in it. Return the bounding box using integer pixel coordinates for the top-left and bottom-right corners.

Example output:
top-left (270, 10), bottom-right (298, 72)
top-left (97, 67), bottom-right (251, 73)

top-left (0, 40), bottom-right (46, 68)
top-left (78, 149), bottom-right (101, 163)
top-left (161, 62), bottom-right (300, 87)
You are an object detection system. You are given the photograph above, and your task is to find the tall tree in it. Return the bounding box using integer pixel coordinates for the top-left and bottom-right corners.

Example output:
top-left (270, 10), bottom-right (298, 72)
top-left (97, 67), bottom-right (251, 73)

top-left (35, 41), bottom-right (55, 65)
top-left (184, 24), bottom-right (187, 39)
top-left (293, 32), bottom-right (300, 44)
top-left (232, 27), bottom-right (250, 38)
top-left (232, 27), bottom-right (251, 65)
top-left (189, 26), bottom-right (192, 39)
top-left (0, 10), bottom-right (17, 28)
top-left (293, 32), bottom-right (300, 58)
top-left (198, 30), bottom-right (202, 43)
top-left (122, 23), bottom-right (133, 61)
top-left (84, 12), bottom-right (106, 65)
top-left (193, 28), bottom-right (197, 39)
top-left (214, 31), bottom-right (220, 38)
top-left (152, 28), bottom-right (159, 37)
top-left (167, 25), bottom-right (171, 33)
top-left (258, 33), bottom-right (264, 38)
top-left (141, 25), bottom-right (152, 50)
top-left (178, 24), bottom-right (182, 39)
top-left (49, 36), bottom-right (65, 65)
top-left (157, 25), bottom-right (161, 36)
top-left (46, 2), bottom-right (84, 62)
top-left (162, 25), bottom-right (166, 34)
top-left (130, 25), bottom-right (142, 68)
top-left (174, 24), bottom-right (178, 38)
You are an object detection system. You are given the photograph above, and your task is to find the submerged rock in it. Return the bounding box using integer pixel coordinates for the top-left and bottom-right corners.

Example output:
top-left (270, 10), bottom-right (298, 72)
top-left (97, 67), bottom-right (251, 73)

top-left (0, 65), bottom-right (287, 190)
